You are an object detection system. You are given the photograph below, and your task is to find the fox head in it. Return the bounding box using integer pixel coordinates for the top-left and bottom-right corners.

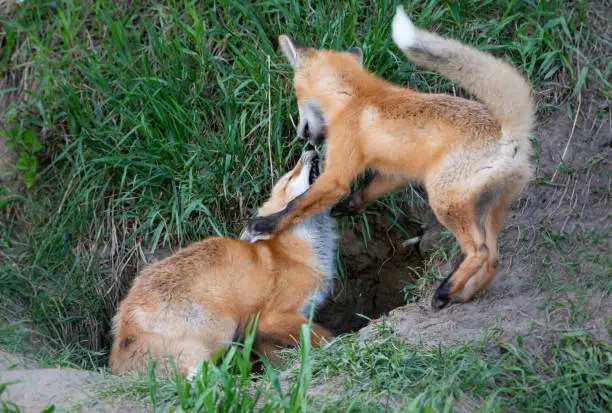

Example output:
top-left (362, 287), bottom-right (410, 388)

top-left (278, 35), bottom-right (364, 146)
top-left (242, 147), bottom-right (337, 308)
top-left (257, 147), bottom-right (322, 216)
top-left (241, 147), bottom-right (336, 259)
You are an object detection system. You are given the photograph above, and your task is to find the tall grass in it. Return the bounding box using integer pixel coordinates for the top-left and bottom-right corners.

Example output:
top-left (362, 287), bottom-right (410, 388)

top-left (0, 0), bottom-right (608, 368)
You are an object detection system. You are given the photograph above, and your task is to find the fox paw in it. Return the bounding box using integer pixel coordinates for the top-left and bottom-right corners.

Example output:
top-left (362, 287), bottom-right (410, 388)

top-left (431, 278), bottom-right (453, 310)
top-left (242, 214), bottom-right (282, 243)
top-left (330, 194), bottom-right (364, 217)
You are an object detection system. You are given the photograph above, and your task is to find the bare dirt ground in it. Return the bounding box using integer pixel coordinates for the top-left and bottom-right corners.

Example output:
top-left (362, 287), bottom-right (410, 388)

top-left (0, 352), bottom-right (145, 412)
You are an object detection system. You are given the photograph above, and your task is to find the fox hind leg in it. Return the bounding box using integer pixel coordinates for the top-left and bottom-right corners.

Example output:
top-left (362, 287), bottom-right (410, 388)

top-left (457, 182), bottom-right (522, 302)
top-left (456, 201), bottom-right (505, 302)
top-left (257, 312), bottom-right (333, 350)
top-left (429, 195), bottom-right (490, 309)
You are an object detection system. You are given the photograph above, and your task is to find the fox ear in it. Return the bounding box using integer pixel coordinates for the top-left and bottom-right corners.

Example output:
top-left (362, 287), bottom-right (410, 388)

top-left (348, 47), bottom-right (363, 66)
top-left (279, 35), bottom-right (301, 68)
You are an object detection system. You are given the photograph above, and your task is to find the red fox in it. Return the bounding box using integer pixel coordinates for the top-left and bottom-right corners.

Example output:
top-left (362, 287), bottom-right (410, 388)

top-left (243, 6), bottom-right (535, 309)
top-left (110, 149), bottom-right (336, 377)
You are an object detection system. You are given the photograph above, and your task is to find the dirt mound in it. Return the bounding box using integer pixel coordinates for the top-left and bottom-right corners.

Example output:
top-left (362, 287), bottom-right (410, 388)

top-left (1, 351), bottom-right (143, 412)
top-left (0, 365), bottom-right (143, 412)
top-left (360, 278), bottom-right (608, 347)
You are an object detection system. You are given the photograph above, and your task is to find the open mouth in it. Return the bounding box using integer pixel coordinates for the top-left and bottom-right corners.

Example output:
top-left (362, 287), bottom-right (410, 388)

top-left (308, 153), bottom-right (321, 185)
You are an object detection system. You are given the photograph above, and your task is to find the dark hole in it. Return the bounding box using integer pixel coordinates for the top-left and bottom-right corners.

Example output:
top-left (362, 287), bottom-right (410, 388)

top-left (315, 214), bottom-right (423, 335)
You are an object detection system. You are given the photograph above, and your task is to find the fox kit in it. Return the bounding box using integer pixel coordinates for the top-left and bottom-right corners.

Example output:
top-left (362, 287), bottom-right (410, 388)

top-left (110, 149), bottom-right (337, 377)
top-left (244, 6), bottom-right (535, 309)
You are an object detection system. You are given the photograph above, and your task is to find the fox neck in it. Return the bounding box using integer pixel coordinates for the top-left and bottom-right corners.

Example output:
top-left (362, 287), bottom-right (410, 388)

top-left (291, 212), bottom-right (337, 277)
top-left (262, 212), bottom-right (337, 315)
top-left (272, 211), bottom-right (337, 302)
top-left (291, 211), bottom-right (337, 315)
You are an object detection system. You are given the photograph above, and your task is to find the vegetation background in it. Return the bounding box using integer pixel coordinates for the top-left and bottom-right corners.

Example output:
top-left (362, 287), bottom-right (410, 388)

top-left (0, 0), bottom-right (609, 411)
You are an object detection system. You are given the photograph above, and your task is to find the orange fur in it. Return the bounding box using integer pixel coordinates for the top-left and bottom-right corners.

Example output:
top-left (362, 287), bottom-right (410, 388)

top-left (110, 151), bottom-right (335, 377)
top-left (245, 8), bottom-right (535, 307)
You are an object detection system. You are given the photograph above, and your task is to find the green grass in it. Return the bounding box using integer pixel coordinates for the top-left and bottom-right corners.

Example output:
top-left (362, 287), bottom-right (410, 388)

top-left (4, 321), bottom-right (602, 412)
top-left (22, 322), bottom-right (604, 412)
top-left (122, 317), bottom-right (318, 412)
top-left (1, 381), bottom-right (22, 413)
top-left (533, 225), bottom-right (611, 330)
top-left (0, 0), bottom-right (610, 411)
top-left (305, 324), bottom-right (611, 412)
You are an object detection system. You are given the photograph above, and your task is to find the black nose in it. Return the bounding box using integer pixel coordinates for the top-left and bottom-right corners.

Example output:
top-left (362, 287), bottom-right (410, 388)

top-left (302, 123), bottom-right (310, 139)
top-left (305, 143), bottom-right (315, 152)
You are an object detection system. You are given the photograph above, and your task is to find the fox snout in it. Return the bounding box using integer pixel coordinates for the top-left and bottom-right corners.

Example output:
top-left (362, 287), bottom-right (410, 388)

top-left (298, 100), bottom-right (327, 145)
top-left (298, 121), bottom-right (326, 145)
top-left (301, 148), bottom-right (322, 185)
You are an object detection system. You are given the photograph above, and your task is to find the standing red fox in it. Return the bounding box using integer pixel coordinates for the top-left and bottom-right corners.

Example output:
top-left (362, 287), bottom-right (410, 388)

top-left (244, 6), bottom-right (535, 309)
top-left (110, 149), bottom-right (336, 377)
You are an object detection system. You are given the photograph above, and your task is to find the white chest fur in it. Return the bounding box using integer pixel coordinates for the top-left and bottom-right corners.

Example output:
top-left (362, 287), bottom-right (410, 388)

top-left (294, 212), bottom-right (338, 317)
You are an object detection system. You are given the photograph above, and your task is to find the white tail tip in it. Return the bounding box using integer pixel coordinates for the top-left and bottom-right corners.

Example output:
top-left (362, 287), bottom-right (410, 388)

top-left (402, 236), bottom-right (421, 248)
top-left (392, 6), bottom-right (416, 50)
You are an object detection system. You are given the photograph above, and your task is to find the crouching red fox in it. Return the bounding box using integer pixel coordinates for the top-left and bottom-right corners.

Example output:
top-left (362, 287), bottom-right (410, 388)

top-left (110, 149), bottom-right (337, 377)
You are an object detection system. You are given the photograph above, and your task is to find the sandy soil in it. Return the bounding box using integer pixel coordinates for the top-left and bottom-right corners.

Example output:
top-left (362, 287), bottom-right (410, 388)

top-left (0, 352), bottom-right (145, 412)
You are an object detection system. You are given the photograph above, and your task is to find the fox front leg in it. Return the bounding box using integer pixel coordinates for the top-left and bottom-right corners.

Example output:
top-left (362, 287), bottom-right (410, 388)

top-left (330, 170), bottom-right (378, 217)
top-left (245, 153), bottom-right (361, 241)
top-left (245, 173), bottom-right (349, 239)
top-left (331, 171), bottom-right (409, 217)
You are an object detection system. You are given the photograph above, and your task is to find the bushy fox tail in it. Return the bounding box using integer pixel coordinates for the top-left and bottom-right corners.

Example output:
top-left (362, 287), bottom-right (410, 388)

top-left (392, 6), bottom-right (535, 141)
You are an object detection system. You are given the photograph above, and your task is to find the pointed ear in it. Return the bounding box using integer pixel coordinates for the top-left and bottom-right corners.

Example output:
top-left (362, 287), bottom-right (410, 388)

top-left (348, 47), bottom-right (363, 66)
top-left (279, 35), bottom-right (300, 68)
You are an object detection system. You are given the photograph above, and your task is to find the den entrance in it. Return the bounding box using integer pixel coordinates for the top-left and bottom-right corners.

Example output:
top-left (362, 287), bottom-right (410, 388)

top-left (315, 213), bottom-right (425, 335)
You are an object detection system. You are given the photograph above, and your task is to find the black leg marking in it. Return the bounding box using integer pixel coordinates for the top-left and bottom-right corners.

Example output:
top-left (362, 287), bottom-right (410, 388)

top-left (432, 278), bottom-right (452, 310)
top-left (431, 255), bottom-right (464, 310)
top-left (248, 210), bottom-right (285, 235)
top-left (330, 193), bottom-right (361, 217)
top-left (285, 191), bottom-right (304, 211)
top-left (330, 170), bottom-right (378, 217)
top-left (247, 192), bottom-right (305, 236)
top-left (361, 169), bottom-right (379, 187)
top-left (474, 185), bottom-right (506, 240)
